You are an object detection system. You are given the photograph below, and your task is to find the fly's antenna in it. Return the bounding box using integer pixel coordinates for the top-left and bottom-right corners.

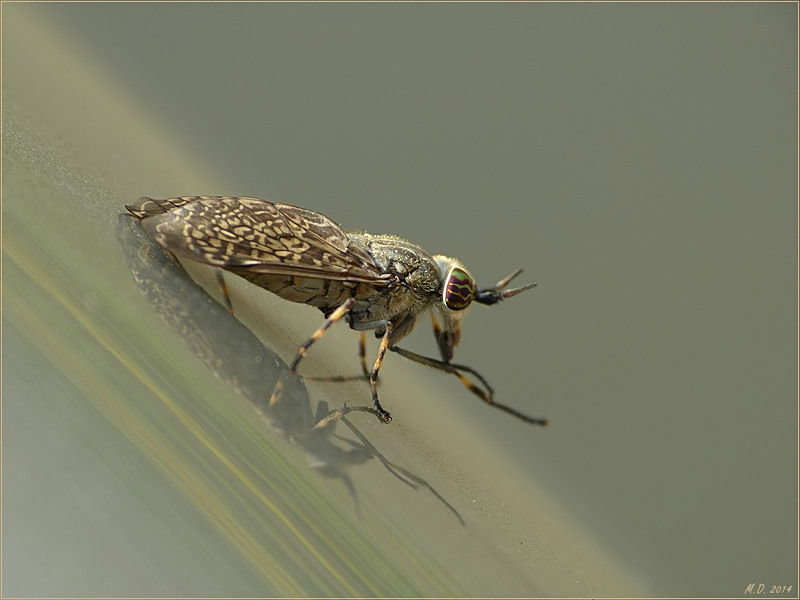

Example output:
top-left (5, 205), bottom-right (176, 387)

top-left (474, 268), bottom-right (537, 306)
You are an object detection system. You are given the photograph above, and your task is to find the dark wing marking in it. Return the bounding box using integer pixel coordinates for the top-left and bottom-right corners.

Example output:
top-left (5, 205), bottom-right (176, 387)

top-left (126, 196), bottom-right (390, 285)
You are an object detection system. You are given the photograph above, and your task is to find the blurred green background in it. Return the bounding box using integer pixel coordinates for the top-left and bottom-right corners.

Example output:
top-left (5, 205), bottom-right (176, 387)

top-left (2, 3), bottom-right (797, 597)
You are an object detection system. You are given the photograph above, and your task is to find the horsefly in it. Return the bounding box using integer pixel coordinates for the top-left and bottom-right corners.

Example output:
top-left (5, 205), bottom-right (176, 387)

top-left (126, 196), bottom-right (546, 426)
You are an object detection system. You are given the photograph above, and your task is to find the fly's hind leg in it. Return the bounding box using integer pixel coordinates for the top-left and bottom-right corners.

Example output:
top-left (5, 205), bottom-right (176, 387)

top-left (288, 297), bottom-right (356, 372)
top-left (269, 297), bottom-right (355, 406)
top-left (302, 331), bottom-right (370, 383)
top-left (216, 270), bottom-right (234, 314)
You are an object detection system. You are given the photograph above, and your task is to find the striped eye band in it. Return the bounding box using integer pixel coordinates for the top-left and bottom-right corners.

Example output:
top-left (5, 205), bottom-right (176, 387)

top-left (443, 266), bottom-right (476, 311)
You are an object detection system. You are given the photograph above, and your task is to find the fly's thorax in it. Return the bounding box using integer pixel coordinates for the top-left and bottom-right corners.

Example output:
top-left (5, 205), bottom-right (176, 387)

top-left (347, 233), bottom-right (440, 298)
top-left (432, 255), bottom-right (478, 362)
top-left (336, 233), bottom-right (440, 339)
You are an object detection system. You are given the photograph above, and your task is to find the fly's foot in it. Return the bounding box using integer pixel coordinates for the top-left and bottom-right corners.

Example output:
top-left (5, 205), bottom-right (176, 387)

top-left (376, 407), bottom-right (392, 424)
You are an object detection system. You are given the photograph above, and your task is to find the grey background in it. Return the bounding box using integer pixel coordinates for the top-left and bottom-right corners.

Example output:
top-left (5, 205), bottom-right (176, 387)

top-left (3, 2), bottom-right (797, 597)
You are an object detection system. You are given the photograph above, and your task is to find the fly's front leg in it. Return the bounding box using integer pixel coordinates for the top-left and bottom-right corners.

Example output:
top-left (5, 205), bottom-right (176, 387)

top-left (370, 322), bottom-right (393, 423)
top-left (269, 297), bottom-right (355, 406)
top-left (389, 345), bottom-right (548, 426)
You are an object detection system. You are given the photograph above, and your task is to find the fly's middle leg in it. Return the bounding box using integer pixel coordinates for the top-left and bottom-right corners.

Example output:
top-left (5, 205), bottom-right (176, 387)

top-left (369, 322), bottom-right (393, 423)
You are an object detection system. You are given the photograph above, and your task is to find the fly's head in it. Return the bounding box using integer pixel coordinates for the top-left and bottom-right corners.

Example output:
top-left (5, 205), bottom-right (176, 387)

top-left (433, 256), bottom-right (537, 363)
top-left (432, 256), bottom-right (475, 362)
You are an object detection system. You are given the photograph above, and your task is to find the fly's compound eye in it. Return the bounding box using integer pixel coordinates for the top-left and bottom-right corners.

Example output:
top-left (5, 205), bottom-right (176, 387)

top-left (443, 266), bottom-right (476, 311)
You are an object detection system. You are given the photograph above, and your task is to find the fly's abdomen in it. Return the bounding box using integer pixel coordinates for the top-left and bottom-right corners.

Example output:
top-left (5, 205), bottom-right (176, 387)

top-left (231, 271), bottom-right (353, 309)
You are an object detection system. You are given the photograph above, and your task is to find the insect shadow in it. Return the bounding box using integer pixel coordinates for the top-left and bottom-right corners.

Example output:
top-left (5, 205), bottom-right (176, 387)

top-left (116, 213), bottom-right (464, 524)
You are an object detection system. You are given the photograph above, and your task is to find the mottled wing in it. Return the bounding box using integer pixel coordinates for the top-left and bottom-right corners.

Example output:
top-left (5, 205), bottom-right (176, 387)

top-left (126, 196), bottom-right (389, 284)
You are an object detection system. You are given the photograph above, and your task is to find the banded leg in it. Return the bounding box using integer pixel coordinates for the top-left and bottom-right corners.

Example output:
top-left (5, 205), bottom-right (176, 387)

top-left (269, 297), bottom-right (355, 406)
top-left (297, 324), bottom-right (393, 424)
top-left (289, 297), bottom-right (355, 371)
top-left (389, 345), bottom-right (548, 426)
top-left (358, 332), bottom-right (369, 376)
top-left (369, 323), bottom-right (394, 423)
top-left (303, 332), bottom-right (370, 383)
